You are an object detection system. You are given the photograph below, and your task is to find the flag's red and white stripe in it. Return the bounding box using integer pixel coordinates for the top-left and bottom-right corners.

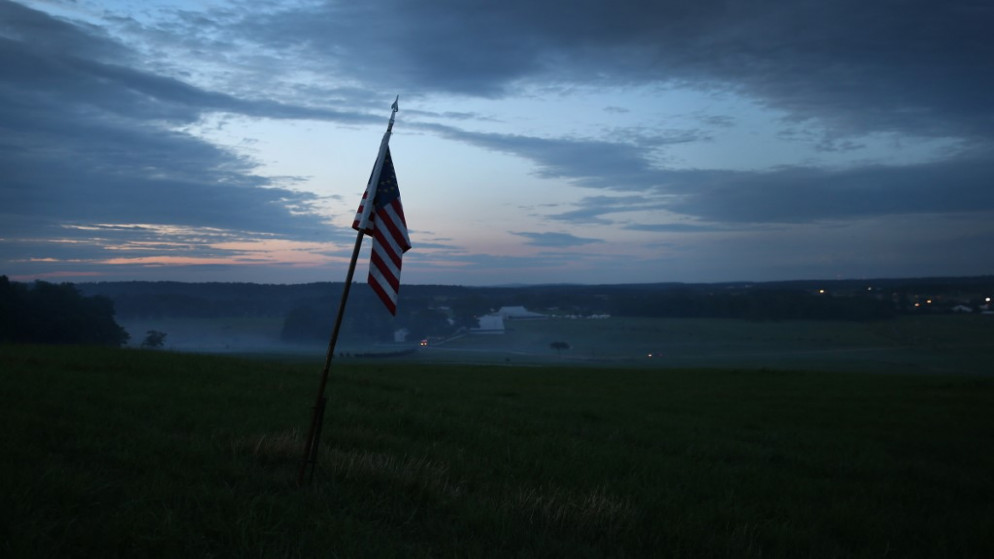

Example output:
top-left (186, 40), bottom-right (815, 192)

top-left (352, 148), bottom-right (410, 315)
top-left (352, 190), bottom-right (370, 232)
top-left (367, 199), bottom-right (409, 314)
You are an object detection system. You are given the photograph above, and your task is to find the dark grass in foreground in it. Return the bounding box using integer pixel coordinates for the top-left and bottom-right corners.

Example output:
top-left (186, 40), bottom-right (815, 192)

top-left (2, 345), bottom-right (993, 557)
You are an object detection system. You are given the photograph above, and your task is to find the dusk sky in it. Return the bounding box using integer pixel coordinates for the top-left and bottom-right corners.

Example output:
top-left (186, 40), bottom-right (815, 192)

top-left (3, 0), bottom-right (993, 286)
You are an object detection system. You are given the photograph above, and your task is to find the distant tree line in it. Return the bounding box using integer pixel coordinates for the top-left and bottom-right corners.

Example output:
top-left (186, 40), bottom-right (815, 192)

top-left (70, 275), bottom-right (994, 345)
top-left (80, 279), bottom-right (908, 325)
top-left (5, 275), bottom-right (984, 350)
top-left (606, 288), bottom-right (897, 321)
top-left (1, 276), bottom-right (129, 346)
top-left (81, 281), bottom-right (332, 319)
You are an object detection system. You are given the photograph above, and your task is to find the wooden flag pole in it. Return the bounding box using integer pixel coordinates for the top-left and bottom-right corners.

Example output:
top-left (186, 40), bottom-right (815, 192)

top-left (297, 230), bottom-right (364, 486)
top-left (297, 98), bottom-right (399, 486)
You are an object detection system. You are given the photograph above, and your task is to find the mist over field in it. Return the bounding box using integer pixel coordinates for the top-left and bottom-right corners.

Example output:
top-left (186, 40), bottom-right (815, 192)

top-left (81, 278), bottom-right (994, 375)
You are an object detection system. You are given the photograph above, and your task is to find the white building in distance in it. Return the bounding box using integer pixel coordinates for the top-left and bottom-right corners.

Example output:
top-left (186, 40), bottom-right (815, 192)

top-left (472, 314), bottom-right (505, 334)
top-left (471, 306), bottom-right (547, 334)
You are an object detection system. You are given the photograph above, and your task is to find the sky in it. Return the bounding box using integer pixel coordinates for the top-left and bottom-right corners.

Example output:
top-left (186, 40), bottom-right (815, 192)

top-left (2, 0), bottom-right (993, 286)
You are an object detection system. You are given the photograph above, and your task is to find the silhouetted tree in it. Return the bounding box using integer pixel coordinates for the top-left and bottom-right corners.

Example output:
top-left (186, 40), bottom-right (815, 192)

top-left (550, 341), bottom-right (571, 356)
top-left (0, 277), bottom-right (129, 346)
top-left (141, 330), bottom-right (167, 349)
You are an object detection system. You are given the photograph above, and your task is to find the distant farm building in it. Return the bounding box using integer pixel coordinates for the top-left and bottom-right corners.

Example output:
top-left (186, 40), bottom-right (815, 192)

top-left (471, 314), bottom-right (505, 334)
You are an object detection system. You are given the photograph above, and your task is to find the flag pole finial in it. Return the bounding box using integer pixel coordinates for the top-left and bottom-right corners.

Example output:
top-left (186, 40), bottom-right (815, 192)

top-left (387, 96), bottom-right (399, 132)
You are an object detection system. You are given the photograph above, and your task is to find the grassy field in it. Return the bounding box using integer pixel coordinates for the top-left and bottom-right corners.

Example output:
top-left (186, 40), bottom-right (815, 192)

top-left (2, 344), bottom-right (993, 557)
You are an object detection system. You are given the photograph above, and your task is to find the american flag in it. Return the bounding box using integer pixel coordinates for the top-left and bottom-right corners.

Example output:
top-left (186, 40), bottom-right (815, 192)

top-left (352, 147), bottom-right (411, 315)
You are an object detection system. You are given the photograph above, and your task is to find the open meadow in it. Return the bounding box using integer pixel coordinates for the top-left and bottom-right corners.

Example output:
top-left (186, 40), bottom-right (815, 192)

top-left (2, 342), bottom-right (993, 557)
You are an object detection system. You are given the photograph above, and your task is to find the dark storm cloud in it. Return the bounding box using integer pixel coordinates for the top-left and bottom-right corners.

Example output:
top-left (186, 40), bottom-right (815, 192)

top-left (449, 131), bottom-right (658, 185)
top-left (0, 4), bottom-right (374, 124)
top-left (233, 2), bottom-right (545, 98)
top-left (0, 0), bottom-right (124, 59)
top-left (417, 123), bottom-right (666, 189)
top-left (0, 96), bottom-right (327, 239)
top-left (659, 155), bottom-right (994, 223)
top-left (607, 152), bottom-right (994, 225)
top-left (420, 123), bottom-right (994, 225)
top-left (238, 0), bottom-right (994, 142)
top-left (0, 0), bottom-right (373, 254)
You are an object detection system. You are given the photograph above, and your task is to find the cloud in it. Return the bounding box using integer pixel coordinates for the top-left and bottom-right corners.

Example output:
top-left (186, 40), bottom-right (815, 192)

top-left (419, 124), bottom-right (666, 190)
top-left (421, 123), bottom-right (994, 225)
top-left (0, 1), bottom-right (366, 258)
top-left (13, 0), bottom-right (986, 230)
top-left (656, 153), bottom-right (994, 223)
top-left (623, 223), bottom-right (729, 234)
top-left (132, 0), bottom-right (994, 232)
top-left (224, 0), bottom-right (994, 143)
top-left (0, 0), bottom-right (125, 60)
top-left (545, 195), bottom-right (673, 225)
top-left (511, 232), bottom-right (601, 248)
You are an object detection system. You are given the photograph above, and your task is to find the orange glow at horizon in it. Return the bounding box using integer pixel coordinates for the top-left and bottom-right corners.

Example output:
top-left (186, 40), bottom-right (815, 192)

top-left (98, 239), bottom-right (354, 268)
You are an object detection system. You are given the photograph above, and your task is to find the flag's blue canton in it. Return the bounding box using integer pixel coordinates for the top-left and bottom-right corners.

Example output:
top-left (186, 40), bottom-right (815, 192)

top-left (371, 150), bottom-right (400, 207)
